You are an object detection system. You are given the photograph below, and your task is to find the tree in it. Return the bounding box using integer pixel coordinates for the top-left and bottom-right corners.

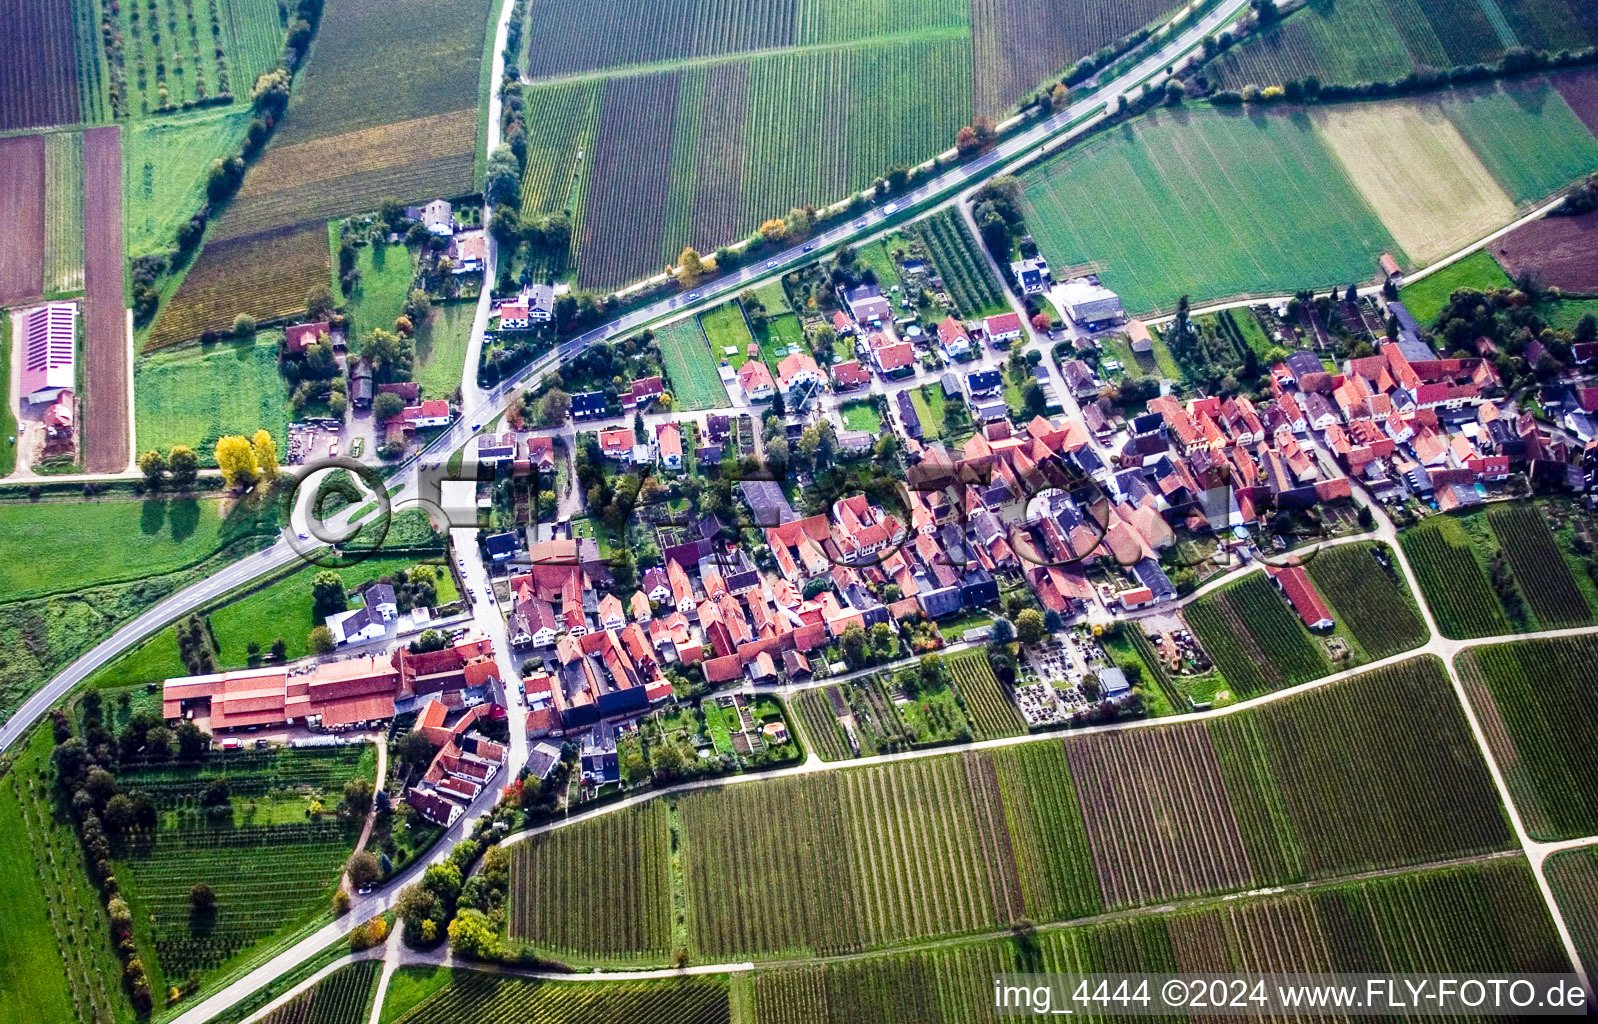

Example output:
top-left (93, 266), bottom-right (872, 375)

top-left (990, 616), bottom-right (1015, 644)
top-left (342, 777), bottom-right (374, 818)
top-left (138, 450), bottom-right (167, 489)
top-left (484, 143), bottom-right (521, 208)
top-left (312, 571), bottom-right (347, 613)
top-left (166, 445), bottom-right (199, 488)
top-left (347, 851), bottom-right (381, 888)
top-left (330, 392), bottom-right (348, 419)
top-left (1031, 312), bottom-right (1051, 333)
top-left (423, 862), bottom-right (462, 910)
top-left (956, 124), bottom-right (981, 156)
top-left (252, 429), bottom-right (279, 483)
top-left (176, 721), bottom-right (207, 757)
top-left (373, 392), bottom-right (406, 422)
top-left (676, 246), bottom-right (707, 287)
top-left (448, 908), bottom-right (502, 960)
top-left (306, 285), bottom-right (335, 321)
top-left (189, 883), bottom-right (216, 913)
top-left (840, 622), bottom-right (867, 666)
top-left (1015, 608), bottom-right (1046, 644)
top-left (760, 218), bottom-right (786, 242)
top-left (215, 435), bottom-right (260, 490)
top-left (232, 314), bottom-right (256, 338)
top-left (1050, 83), bottom-right (1070, 111)
top-left (307, 625), bottom-right (336, 654)
top-left (362, 327), bottom-right (414, 379)
top-left (540, 387), bottom-right (571, 425)
top-left (621, 748), bottom-right (649, 786)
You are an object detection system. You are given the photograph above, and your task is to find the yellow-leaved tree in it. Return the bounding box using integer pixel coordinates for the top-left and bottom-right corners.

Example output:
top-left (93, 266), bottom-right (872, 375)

top-left (214, 435), bottom-right (259, 490)
top-left (252, 429), bottom-right (279, 483)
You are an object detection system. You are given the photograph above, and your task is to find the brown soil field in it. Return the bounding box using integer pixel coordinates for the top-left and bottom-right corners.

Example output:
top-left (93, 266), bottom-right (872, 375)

top-left (213, 109), bottom-right (478, 241)
top-left (0, 0), bottom-right (81, 131)
top-left (1554, 67), bottom-right (1598, 137)
top-left (82, 127), bottom-right (129, 473)
top-left (147, 221), bottom-right (332, 349)
top-left (0, 135), bottom-right (46, 305)
top-left (1494, 211), bottom-right (1598, 292)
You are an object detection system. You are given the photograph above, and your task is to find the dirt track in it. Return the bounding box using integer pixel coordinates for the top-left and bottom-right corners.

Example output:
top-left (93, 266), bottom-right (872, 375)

top-left (0, 134), bottom-right (45, 306)
top-left (82, 126), bottom-right (129, 474)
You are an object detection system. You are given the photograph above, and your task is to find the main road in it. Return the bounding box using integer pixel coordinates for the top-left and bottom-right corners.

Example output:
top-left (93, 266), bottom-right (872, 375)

top-left (0, 0), bottom-right (1251, 760)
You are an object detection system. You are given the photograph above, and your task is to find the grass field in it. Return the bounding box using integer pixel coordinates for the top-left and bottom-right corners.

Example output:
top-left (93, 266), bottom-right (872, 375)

top-left (839, 401), bottom-right (881, 433)
top-left (0, 773), bottom-right (78, 1024)
top-left (0, 314), bottom-right (15, 475)
top-left (390, 971), bottom-right (729, 1024)
top-left (506, 802), bottom-right (673, 963)
top-left (134, 333), bottom-right (291, 460)
top-left (344, 242), bottom-right (416, 336)
top-left (1400, 515), bottom-right (1512, 639)
top-left (123, 111), bottom-right (254, 259)
top-left (700, 301), bottom-right (757, 370)
top-left (1401, 249), bottom-right (1513, 325)
top-left (1458, 634), bottom-right (1598, 840)
top-left (656, 317), bottom-right (729, 409)
top-left (0, 495), bottom-right (279, 600)
top-left (1019, 105), bottom-right (1399, 316)
top-left (1182, 572), bottom-right (1330, 699)
top-left (1312, 99), bottom-right (1515, 265)
top-left (1441, 79), bottom-right (1598, 205)
top-left (413, 302), bottom-right (474, 402)
top-left (147, 222), bottom-right (332, 349)
top-left (43, 131), bottom-right (83, 294)
top-left (1305, 542), bottom-right (1427, 661)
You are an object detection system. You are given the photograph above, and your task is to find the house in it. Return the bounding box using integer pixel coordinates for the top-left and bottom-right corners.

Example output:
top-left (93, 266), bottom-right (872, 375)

top-left (363, 583), bottom-right (398, 621)
top-left (509, 597), bottom-right (559, 647)
top-left (776, 352), bottom-right (824, 399)
top-left (641, 567), bottom-right (671, 603)
top-left (483, 532), bottom-right (519, 563)
top-left (896, 391), bottom-right (922, 440)
top-left (940, 371), bottom-right (961, 397)
top-left (1126, 319), bottom-right (1153, 353)
top-left (1010, 257), bottom-right (1050, 294)
top-left (1061, 359), bottom-right (1099, 398)
top-left (967, 369), bottom-right (1002, 398)
top-left (350, 361), bottom-right (374, 409)
top-left (936, 317), bottom-right (971, 360)
top-left (598, 427), bottom-right (633, 459)
top-left (329, 606), bottom-right (386, 645)
top-left (284, 320), bottom-right (329, 355)
top-left (17, 302), bottom-right (76, 405)
top-left (656, 422), bottom-right (683, 469)
top-left (1057, 277), bottom-right (1123, 326)
top-left (1265, 565), bottom-right (1334, 630)
top-left (598, 593), bottom-right (626, 630)
top-left (983, 312), bottom-right (1023, 345)
top-left (831, 360), bottom-right (870, 390)
top-left (448, 230), bottom-right (486, 273)
top-left (41, 391), bottom-right (73, 439)
top-left (570, 391), bottom-right (606, 420)
top-left (404, 400), bottom-right (451, 429)
top-left (419, 199), bottom-right (454, 235)
top-left (621, 376), bottom-right (665, 411)
top-left (832, 310), bottom-right (856, 336)
top-left (844, 284), bottom-right (892, 325)
top-left (870, 334), bottom-right (916, 377)
top-left (378, 381), bottom-right (421, 403)
top-left (498, 301), bottom-right (530, 330)
top-left (476, 433), bottom-right (516, 471)
top-left (738, 360), bottom-right (775, 401)
top-left (524, 434), bottom-right (555, 473)
top-left (522, 283), bottom-right (555, 323)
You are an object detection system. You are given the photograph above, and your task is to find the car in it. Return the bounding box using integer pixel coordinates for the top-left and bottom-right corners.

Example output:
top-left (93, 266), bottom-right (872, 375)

top-left (297, 532), bottom-right (310, 540)
top-left (853, 219), bottom-right (867, 229)
top-left (884, 202), bottom-right (898, 214)
top-left (803, 243), bottom-right (816, 252)
top-left (765, 259), bottom-right (777, 269)
top-left (687, 291), bottom-right (700, 301)
top-left (357, 885), bottom-right (373, 896)
top-left (471, 423), bottom-right (482, 432)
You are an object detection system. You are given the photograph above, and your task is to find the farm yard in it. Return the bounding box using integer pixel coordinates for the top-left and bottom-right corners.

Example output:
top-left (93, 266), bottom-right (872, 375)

top-left (389, 972), bottom-right (730, 1024)
top-left (1203, 0), bottom-right (1598, 92)
top-left (134, 334), bottom-right (290, 459)
top-left (655, 317), bottom-right (730, 410)
top-left (259, 960), bottom-right (380, 1024)
top-left (147, 221), bottom-right (332, 349)
top-left (1018, 79), bottom-right (1598, 314)
top-left (1458, 634), bottom-right (1598, 841)
top-left (0, 135), bottom-right (46, 306)
top-left (1181, 572), bottom-right (1329, 699)
top-left (82, 126), bottom-right (129, 474)
top-left (507, 657), bottom-right (1513, 964)
top-left (506, 802), bottom-right (673, 963)
top-left (747, 859), bottom-right (1567, 1022)
top-left (0, 0), bottom-right (82, 130)
top-left (1304, 542), bottom-right (1427, 661)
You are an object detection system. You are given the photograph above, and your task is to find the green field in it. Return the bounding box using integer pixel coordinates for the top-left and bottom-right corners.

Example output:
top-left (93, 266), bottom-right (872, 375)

top-left (700, 301), bottom-right (757, 370)
top-left (907, 208), bottom-right (1008, 317)
top-left (389, 971), bottom-right (730, 1024)
top-left (0, 495), bottom-right (279, 601)
top-left (343, 241), bottom-right (416, 337)
top-left (1440, 79), bottom-right (1598, 205)
top-left (123, 111), bottom-right (254, 258)
top-left (0, 315), bottom-right (15, 475)
top-left (947, 649), bottom-right (1024, 739)
top-left (1458, 634), bottom-right (1598, 840)
top-left (1305, 542), bottom-right (1428, 661)
top-left (1401, 249), bottom-right (1512, 325)
top-left (0, 776), bottom-right (78, 1024)
top-left (1400, 514), bottom-right (1513, 639)
top-left (134, 334), bottom-right (292, 461)
top-left (839, 401), bottom-right (881, 432)
top-left (413, 302), bottom-right (474, 402)
top-left (791, 687), bottom-right (853, 761)
top-left (43, 131), bottom-right (84, 295)
top-left (506, 657), bottom-right (1510, 963)
top-left (1019, 105), bottom-right (1399, 316)
top-left (1182, 572), bottom-right (1331, 699)
top-left (747, 858), bottom-right (1567, 1020)
top-left (1204, 0), bottom-right (1598, 91)
top-left (655, 317), bottom-right (729, 409)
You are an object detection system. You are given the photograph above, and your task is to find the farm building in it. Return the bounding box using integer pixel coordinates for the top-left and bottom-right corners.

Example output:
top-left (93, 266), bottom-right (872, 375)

top-left (1127, 319), bottom-right (1153, 353)
top-left (17, 302), bottom-right (76, 405)
top-left (1265, 564), bottom-right (1334, 630)
top-left (1057, 277), bottom-right (1123, 326)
